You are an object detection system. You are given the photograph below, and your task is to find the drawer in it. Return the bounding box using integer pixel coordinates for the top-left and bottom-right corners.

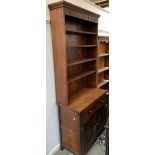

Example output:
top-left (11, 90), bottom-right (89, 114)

top-left (60, 107), bottom-right (80, 132)
top-left (81, 96), bottom-right (106, 124)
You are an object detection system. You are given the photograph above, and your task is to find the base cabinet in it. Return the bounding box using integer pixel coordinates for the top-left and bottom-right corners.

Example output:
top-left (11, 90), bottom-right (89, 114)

top-left (59, 96), bottom-right (108, 155)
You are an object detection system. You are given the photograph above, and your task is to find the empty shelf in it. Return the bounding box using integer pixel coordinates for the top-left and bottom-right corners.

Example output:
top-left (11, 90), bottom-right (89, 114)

top-left (99, 53), bottom-right (109, 57)
top-left (67, 45), bottom-right (97, 48)
top-left (68, 88), bottom-right (107, 113)
top-left (66, 30), bottom-right (97, 35)
top-left (67, 58), bottom-right (96, 67)
top-left (68, 71), bottom-right (95, 83)
top-left (97, 80), bottom-right (109, 88)
top-left (98, 67), bottom-right (109, 73)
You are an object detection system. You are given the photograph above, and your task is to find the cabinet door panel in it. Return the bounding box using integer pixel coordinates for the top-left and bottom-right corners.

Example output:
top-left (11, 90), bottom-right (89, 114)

top-left (82, 106), bottom-right (105, 154)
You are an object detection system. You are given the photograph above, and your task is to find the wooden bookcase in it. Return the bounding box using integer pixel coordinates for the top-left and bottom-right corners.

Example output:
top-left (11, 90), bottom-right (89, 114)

top-left (97, 36), bottom-right (109, 91)
top-left (48, 1), bottom-right (108, 155)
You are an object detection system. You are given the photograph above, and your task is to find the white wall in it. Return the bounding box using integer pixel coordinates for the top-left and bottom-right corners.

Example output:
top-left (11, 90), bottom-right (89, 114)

top-left (46, 0), bottom-right (109, 155)
top-left (46, 22), bottom-right (60, 155)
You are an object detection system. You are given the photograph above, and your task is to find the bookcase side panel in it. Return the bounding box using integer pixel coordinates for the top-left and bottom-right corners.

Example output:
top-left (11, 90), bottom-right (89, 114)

top-left (50, 8), bottom-right (68, 105)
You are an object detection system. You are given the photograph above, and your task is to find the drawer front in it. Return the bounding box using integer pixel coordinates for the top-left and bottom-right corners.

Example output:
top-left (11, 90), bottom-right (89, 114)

top-left (81, 96), bottom-right (106, 124)
top-left (60, 107), bottom-right (80, 132)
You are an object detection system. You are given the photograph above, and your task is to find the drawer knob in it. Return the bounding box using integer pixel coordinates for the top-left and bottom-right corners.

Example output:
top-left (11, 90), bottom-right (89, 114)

top-left (89, 110), bottom-right (92, 113)
top-left (73, 118), bottom-right (76, 121)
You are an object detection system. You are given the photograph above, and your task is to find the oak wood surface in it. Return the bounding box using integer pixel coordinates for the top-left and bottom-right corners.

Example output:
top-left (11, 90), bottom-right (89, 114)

top-left (97, 36), bottom-right (109, 91)
top-left (48, 1), bottom-right (107, 155)
top-left (68, 88), bottom-right (106, 113)
top-left (50, 7), bottom-right (68, 106)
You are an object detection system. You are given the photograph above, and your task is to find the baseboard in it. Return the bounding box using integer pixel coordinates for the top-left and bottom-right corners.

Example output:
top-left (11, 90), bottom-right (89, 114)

top-left (48, 144), bottom-right (60, 155)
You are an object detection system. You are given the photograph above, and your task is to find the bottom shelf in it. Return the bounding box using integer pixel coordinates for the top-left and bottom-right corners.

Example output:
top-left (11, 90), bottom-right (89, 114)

top-left (68, 88), bottom-right (107, 113)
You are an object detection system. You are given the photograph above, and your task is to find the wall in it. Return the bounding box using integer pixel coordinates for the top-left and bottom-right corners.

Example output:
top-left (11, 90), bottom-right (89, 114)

top-left (46, 0), bottom-right (109, 155)
top-left (46, 22), bottom-right (60, 155)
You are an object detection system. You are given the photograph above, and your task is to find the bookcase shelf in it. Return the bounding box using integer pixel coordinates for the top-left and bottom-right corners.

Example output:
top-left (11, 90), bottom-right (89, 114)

top-left (68, 70), bottom-right (96, 84)
top-left (98, 67), bottom-right (109, 73)
top-left (99, 53), bottom-right (109, 57)
top-left (67, 58), bottom-right (96, 67)
top-left (67, 45), bottom-right (97, 48)
top-left (68, 88), bottom-right (107, 112)
top-left (97, 80), bottom-right (109, 88)
top-left (66, 30), bottom-right (97, 35)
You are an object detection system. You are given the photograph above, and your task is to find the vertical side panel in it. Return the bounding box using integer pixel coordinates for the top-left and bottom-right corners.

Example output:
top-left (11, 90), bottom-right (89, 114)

top-left (50, 8), bottom-right (68, 105)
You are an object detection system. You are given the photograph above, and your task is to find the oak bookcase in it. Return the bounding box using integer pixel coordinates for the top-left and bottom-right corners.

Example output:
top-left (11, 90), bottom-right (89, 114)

top-left (97, 36), bottom-right (109, 91)
top-left (48, 1), bottom-right (109, 155)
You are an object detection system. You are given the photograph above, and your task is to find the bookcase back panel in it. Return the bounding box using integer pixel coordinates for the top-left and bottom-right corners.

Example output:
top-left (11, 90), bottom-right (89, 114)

top-left (107, 42), bottom-right (109, 53)
top-left (101, 83), bottom-right (109, 90)
top-left (104, 70), bottom-right (109, 80)
top-left (98, 72), bottom-right (105, 83)
top-left (68, 78), bottom-right (86, 96)
top-left (98, 57), bottom-right (105, 68)
top-left (99, 41), bottom-right (108, 54)
top-left (68, 74), bottom-right (96, 97)
top-left (85, 73), bottom-right (96, 87)
top-left (67, 48), bottom-right (96, 63)
top-left (66, 34), bottom-right (97, 46)
top-left (105, 57), bottom-right (109, 67)
top-left (67, 61), bottom-right (96, 78)
top-left (65, 16), bottom-right (97, 33)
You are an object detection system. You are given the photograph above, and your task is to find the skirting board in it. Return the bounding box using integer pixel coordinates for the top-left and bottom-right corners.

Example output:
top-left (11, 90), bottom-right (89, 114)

top-left (48, 144), bottom-right (60, 155)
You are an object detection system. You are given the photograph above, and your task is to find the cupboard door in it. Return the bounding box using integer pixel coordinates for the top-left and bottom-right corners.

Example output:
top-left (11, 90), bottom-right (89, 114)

top-left (81, 106), bottom-right (105, 154)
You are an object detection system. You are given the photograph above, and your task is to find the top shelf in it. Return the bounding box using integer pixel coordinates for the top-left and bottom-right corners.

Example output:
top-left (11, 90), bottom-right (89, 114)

top-left (66, 30), bottom-right (97, 35)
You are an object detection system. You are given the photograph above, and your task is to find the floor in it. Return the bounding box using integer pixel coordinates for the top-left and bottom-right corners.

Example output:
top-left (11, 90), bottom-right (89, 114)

top-left (55, 132), bottom-right (106, 155)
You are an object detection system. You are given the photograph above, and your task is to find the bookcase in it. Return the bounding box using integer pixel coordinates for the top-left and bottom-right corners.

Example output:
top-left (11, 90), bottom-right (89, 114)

top-left (48, 1), bottom-right (108, 155)
top-left (97, 36), bottom-right (109, 91)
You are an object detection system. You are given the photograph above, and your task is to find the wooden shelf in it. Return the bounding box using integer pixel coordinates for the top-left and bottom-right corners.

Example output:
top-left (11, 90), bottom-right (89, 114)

top-left (99, 53), bottom-right (109, 57)
top-left (98, 67), bottom-right (109, 73)
top-left (66, 30), bottom-right (97, 35)
top-left (68, 70), bottom-right (95, 83)
top-left (97, 80), bottom-right (109, 88)
top-left (68, 88), bottom-right (107, 113)
top-left (67, 58), bottom-right (96, 67)
top-left (67, 45), bottom-right (97, 48)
